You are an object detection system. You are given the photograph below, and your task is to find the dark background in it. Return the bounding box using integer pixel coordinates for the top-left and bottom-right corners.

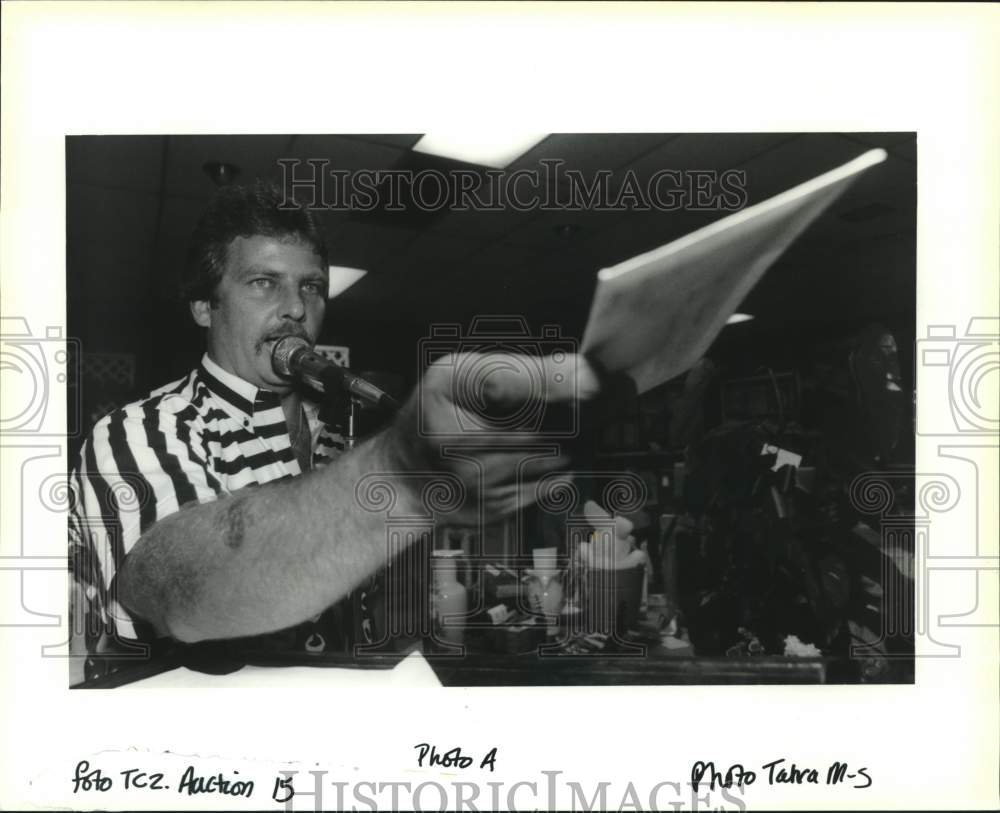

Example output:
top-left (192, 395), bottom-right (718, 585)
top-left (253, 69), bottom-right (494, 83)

top-left (65, 132), bottom-right (916, 449)
top-left (67, 133), bottom-right (918, 678)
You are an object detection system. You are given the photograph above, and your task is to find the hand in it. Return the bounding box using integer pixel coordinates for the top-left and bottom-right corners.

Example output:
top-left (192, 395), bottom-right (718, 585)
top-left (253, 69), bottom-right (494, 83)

top-left (387, 352), bottom-right (601, 521)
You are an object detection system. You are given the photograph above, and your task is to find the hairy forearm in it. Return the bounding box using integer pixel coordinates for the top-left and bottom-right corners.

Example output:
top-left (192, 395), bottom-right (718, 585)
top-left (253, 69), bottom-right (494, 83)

top-left (118, 428), bottom-right (415, 643)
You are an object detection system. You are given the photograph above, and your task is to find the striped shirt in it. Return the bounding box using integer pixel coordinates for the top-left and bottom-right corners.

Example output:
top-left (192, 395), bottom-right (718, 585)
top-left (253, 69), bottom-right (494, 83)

top-left (68, 354), bottom-right (345, 647)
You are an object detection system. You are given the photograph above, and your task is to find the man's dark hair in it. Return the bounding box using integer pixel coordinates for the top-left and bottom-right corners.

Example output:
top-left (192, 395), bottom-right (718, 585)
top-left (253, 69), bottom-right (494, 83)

top-left (180, 180), bottom-right (328, 304)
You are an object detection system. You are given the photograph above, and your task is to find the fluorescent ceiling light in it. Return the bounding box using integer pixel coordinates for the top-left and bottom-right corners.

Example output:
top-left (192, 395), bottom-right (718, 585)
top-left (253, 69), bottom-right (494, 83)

top-left (327, 266), bottom-right (367, 299)
top-left (413, 133), bottom-right (548, 168)
top-left (726, 313), bottom-right (755, 325)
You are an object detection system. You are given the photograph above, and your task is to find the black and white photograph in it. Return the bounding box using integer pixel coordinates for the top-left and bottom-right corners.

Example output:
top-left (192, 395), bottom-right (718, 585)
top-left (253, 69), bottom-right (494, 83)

top-left (66, 132), bottom-right (918, 688)
top-left (2, 4), bottom-right (997, 812)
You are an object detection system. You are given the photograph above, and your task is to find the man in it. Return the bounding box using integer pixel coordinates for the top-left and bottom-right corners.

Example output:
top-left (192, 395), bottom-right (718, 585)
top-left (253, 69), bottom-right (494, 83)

top-left (69, 181), bottom-right (597, 661)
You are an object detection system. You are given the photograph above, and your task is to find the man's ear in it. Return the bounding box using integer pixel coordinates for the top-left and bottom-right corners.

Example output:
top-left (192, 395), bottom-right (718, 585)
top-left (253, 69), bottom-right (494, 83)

top-left (190, 299), bottom-right (212, 328)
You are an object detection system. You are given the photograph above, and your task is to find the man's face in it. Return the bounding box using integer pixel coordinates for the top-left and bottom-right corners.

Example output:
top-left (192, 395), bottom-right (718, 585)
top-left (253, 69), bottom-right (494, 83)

top-left (192, 234), bottom-right (328, 394)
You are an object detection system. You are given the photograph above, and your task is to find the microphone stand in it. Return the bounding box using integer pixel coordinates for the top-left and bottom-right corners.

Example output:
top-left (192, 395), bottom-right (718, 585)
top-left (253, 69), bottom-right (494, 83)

top-left (344, 396), bottom-right (360, 451)
top-left (286, 352), bottom-right (399, 652)
top-left (316, 372), bottom-right (395, 451)
top-left (316, 388), bottom-right (360, 450)
top-left (313, 386), bottom-right (372, 646)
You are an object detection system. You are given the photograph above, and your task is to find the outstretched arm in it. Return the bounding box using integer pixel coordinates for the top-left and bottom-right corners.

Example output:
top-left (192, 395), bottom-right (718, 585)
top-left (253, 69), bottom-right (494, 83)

top-left (117, 428), bottom-right (412, 642)
top-left (116, 351), bottom-right (599, 643)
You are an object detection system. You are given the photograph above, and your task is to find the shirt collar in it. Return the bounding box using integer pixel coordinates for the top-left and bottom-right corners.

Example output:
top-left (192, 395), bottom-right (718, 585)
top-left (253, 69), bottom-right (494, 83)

top-left (198, 353), bottom-right (283, 421)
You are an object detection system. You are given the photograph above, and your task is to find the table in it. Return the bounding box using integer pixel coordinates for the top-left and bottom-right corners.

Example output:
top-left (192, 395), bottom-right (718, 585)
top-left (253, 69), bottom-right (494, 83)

top-left (77, 643), bottom-right (837, 688)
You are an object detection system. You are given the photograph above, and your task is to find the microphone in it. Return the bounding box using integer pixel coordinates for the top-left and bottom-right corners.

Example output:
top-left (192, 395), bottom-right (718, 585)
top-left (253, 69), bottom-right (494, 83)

top-left (271, 336), bottom-right (399, 412)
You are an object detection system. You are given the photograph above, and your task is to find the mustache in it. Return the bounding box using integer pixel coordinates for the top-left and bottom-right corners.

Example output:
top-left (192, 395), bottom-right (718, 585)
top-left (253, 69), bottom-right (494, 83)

top-left (255, 326), bottom-right (311, 355)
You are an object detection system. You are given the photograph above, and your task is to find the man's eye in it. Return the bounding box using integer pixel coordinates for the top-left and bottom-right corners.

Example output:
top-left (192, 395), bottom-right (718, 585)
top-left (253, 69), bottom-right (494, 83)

top-left (250, 278), bottom-right (275, 290)
top-left (303, 281), bottom-right (326, 296)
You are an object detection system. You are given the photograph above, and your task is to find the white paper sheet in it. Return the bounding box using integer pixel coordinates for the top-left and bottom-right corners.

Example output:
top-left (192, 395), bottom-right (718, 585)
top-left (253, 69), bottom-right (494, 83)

top-left (582, 149), bottom-right (888, 393)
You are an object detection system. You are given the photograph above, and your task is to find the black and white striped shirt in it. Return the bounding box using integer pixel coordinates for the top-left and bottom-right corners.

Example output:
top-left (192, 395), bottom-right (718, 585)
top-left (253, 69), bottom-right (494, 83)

top-left (68, 354), bottom-right (345, 645)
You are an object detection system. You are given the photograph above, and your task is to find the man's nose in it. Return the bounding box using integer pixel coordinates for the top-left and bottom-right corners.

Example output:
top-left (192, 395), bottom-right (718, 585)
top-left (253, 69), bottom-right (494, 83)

top-left (279, 284), bottom-right (307, 321)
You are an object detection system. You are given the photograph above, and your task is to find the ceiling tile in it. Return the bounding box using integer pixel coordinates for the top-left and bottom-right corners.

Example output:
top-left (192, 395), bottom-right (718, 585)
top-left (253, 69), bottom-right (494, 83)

top-left (797, 155), bottom-right (915, 244)
top-left (571, 133), bottom-right (800, 216)
top-left (627, 132), bottom-right (799, 178)
top-left (570, 207), bottom-right (722, 271)
top-left (68, 183), bottom-right (160, 280)
top-left (382, 232), bottom-right (482, 286)
top-left (66, 136), bottom-right (165, 193)
top-left (500, 208), bottom-right (624, 250)
top-left (286, 134), bottom-right (408, 172)
top-left (150, 194), bottom-right (210, 297)
top-left (737, 133), bottom-right (876, 203)
top-left (468, 239), bottom-right (548, 272)
top-left (890, 138), bottom-right (917, 164)
top-left (840, 132), bottom-right (916, 149)
top-left (426, 198), bottom-right (537, 241)
top-left (327, 221), bottom-right (419, 271)
top-left (161, 135), bottom-right (294, 199)
top-left (835, 150), bottom-right (916, 200)
top-left (745, 230), bottom-right (914, 306)
top-left (342, 134), bottom-right (423, 150)
top-left (68, 133), bottom-right (918, 365)
top-left (510, 133), bottom-right (676, 174)
top-left (67, 183), bottom-right (162, 350)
